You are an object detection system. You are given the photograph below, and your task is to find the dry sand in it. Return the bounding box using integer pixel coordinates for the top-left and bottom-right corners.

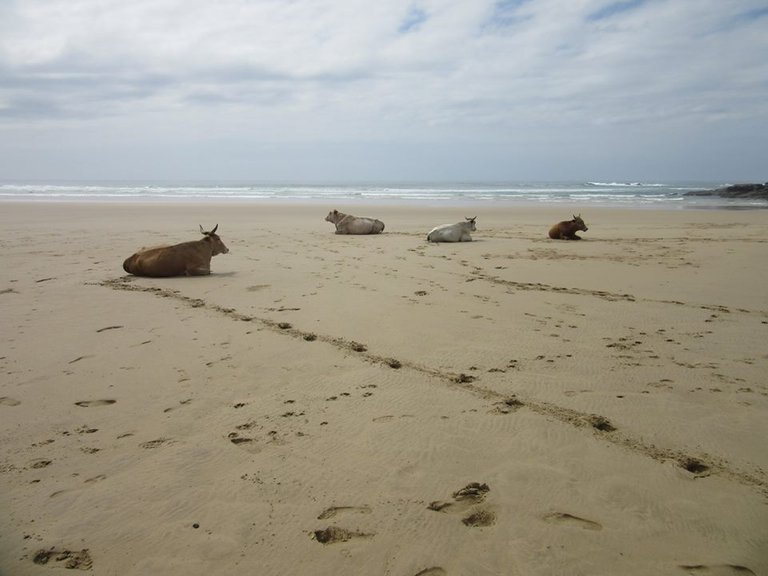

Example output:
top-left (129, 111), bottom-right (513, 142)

top-left (1, 201), bottom-right (767, 576)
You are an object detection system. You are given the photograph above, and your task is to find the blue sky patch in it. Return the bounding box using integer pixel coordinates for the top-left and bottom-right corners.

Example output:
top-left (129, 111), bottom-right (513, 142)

top-left (587, 0), bottom-right (648, 22)
top-left (734, 6), bottom-right (768, 22)
top-left (483, 0), bottom-right (533, 31)
top-left (399, 7), bottom-right (428, 33)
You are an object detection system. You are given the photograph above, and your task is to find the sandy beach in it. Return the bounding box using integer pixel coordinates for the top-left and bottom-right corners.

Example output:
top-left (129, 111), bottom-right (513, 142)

top-left (1, 201), bottom-right (767, 576)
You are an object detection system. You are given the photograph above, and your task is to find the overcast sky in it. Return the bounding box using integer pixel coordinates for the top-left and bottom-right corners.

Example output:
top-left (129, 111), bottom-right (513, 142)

top-left (1, 0), bottom-right (766, 182)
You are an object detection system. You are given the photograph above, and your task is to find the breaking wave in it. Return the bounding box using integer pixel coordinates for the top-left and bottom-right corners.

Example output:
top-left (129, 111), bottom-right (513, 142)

top-left (0, 180), bottom-right (742, 208)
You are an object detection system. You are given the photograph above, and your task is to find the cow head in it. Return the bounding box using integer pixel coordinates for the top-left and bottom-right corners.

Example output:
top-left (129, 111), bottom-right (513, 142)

top-left (200, 224), bottom-right (229, 255)
top-left (325, 210), bottom-right (341, 224)
top-left (572, 214), bottom-right (588, 232)
top-left (465, 216), bottom-right (477, 231)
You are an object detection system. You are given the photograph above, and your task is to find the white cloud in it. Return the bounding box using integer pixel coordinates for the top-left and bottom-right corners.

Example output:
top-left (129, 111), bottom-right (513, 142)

top-left (0, 0), bottom-right (766, 180)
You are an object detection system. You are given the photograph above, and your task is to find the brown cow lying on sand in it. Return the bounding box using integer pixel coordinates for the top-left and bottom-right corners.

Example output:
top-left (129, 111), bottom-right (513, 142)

top-left (325, 210), bottom-right (385, 234)
top-left (122, 225), bottom-right (229, 277)
top-left (548, 214), bottom-right (589, 240)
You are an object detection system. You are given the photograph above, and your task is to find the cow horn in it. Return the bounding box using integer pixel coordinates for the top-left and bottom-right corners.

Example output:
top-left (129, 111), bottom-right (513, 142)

top-left (211, 224), bottom-right (218, 234)
top-left (466, 216), bottom-right (477, 222)
top-left (199, 224), bottom-right (206, 234)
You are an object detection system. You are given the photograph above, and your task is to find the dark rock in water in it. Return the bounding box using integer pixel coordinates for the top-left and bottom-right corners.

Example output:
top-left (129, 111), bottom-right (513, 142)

top-left (683, 188), bottom-right (717, 197)
top-left (717, 183), bottom-right (768, 198)
top-left (685, 182), bottom-right (768, 200)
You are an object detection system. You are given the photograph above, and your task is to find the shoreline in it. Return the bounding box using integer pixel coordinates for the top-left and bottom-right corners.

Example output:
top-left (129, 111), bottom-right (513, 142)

top-left (4, 179), bottom-right (766, 211)
top-left (2, 201), bottom-right (767, 575)
top-left (2, 197), bottom-right (768, 212)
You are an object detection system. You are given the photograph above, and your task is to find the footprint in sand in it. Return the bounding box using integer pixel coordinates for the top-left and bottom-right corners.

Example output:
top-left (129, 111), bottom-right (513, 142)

top-left (461, 509), bottom-right (497, 527)
top-left (74, 399), bottom-right (116, 408)
top-left (678, 456), bottom-right (711, 476)
top-left (428, 482), bottom-right (496, 527)
top-left (139, 438), bottom-right (173, 449)
top-left (163, 398), bottom-right (192, 413)
top-left (543, 512), bottom-right (602, 531)
top-left (428, 482), bottom-right (490, 511)
top-left (312, 505), bottom-right (375, 545)
top-left (312, 526), bottom-right (374, 545)
top-left (32, 548), bottom-right (93, 570)
top-left (587, 414), bottom-right (616, 432)
top-left (227, 420), bottom-right (264, 451)
top-left (229, 435), bottom-right (260, 448)
top-left (491, 397), bottom-right (524, 414)
top-left (679, 565), bottom-right (756, 575)
top-left (317, 505), bottom-right (372, 520)
top-left (84, 474), bottom-right (107, 484)
top-left (228, 432), bottom-right (262, 453)
top-left (0, 396), bottom-right (21, 406)
top-left (414, 568), bottom-right (446, 576)
top-left (348, 341), bottom-right (367, 352)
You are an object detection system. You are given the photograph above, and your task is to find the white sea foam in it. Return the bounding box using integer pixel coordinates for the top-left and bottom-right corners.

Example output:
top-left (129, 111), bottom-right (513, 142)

top-left (0, 181), bottom-right (751, 208)
top-left (587, 181), bottom-right (667, 187)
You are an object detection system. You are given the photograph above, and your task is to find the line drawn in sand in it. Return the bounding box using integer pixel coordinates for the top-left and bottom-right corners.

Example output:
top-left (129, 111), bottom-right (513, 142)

top-left (98, 277), bottom-right (768, 495)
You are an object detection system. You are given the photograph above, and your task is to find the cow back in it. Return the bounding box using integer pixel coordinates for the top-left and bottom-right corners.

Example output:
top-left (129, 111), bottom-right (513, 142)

top-left (427, 221), bottom-right (473, 242)
top-left (336, 216), bottom-right (384, 234)
top-left (123, 240), bottom-right (212, 277)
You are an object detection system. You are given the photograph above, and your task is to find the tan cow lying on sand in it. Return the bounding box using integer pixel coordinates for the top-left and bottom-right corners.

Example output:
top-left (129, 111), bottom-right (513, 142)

top-left (325, 210), bottom-right (385, 234)
top-left (548, 214), bottom-right (589, 240)
top-left (122, 225), bottom-right (229, 277)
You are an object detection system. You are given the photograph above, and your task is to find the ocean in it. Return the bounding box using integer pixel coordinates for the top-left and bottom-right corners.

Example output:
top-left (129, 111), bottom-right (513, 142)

top-left (0, 180), bottom-right (761, 209)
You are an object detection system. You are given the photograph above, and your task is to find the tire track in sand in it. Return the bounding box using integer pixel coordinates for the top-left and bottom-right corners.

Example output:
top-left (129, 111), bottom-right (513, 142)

top-left (98, 277), bottom-right (768, 495)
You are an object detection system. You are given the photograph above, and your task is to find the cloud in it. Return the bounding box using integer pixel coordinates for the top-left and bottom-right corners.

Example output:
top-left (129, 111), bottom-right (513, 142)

top-left (0, 0), bottom-right (766, 180)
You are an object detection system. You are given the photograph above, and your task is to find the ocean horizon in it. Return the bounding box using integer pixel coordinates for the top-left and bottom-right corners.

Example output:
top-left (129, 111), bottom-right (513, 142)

top-left (0, 179), bottom-right (763, 209)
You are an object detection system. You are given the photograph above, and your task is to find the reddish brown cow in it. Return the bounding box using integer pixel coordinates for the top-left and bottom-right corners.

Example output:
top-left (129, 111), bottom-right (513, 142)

top-left (549, 214), bottom-right (589, 240)
top-left (123, 225), bottom-right (229, 277)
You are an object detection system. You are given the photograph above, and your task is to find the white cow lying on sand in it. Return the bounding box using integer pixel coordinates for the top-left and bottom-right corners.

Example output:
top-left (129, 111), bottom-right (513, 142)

top-left (325, 210), bottom-right (385, 234)
top-left (427, 217), bottom-right (477, 242)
